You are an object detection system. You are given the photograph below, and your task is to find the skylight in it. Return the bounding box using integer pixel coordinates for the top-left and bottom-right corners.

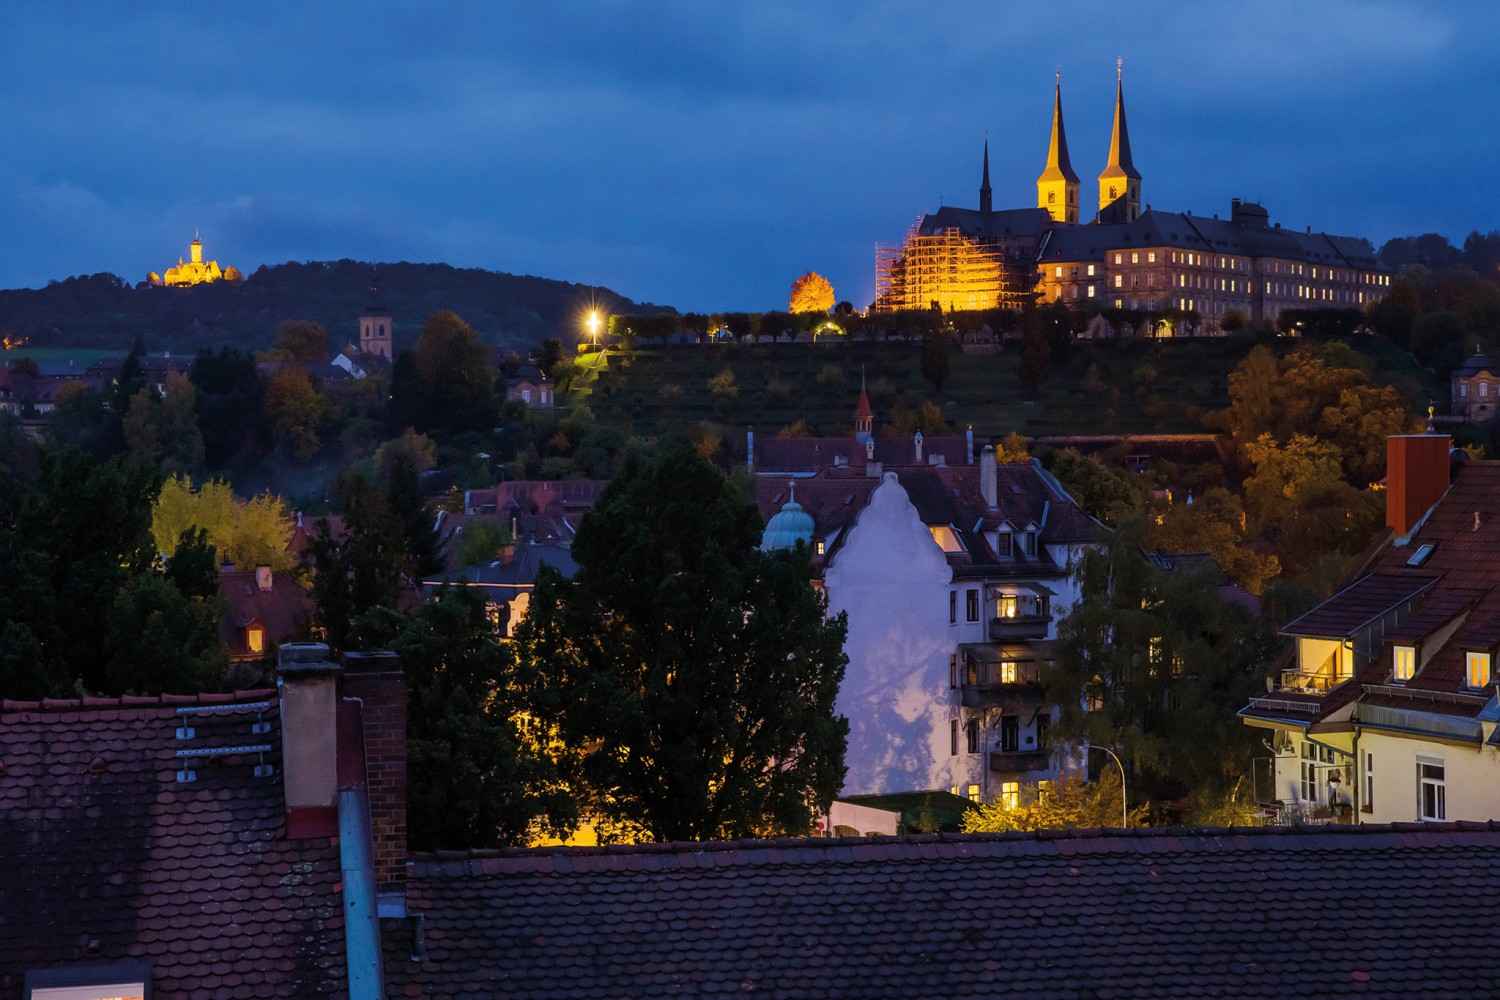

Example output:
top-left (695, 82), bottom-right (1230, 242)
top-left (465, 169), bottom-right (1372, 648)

top-left (1407, 543), bottom-right (1436, 567)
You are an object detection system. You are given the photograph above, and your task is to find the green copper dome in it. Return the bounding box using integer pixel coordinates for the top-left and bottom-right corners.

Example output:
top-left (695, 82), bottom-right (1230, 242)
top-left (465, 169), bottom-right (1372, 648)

top-left (761, 495), bottom-right (815, 553)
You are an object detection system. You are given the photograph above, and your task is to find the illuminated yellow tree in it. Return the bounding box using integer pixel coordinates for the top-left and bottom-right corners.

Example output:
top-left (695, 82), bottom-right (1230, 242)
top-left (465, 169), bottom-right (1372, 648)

top-left (789, 272), bottom-right (835, 314)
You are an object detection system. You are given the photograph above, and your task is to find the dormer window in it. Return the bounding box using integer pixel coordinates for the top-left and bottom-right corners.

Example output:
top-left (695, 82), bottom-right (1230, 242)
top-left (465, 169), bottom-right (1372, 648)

top-left (1466, 651), bottom-right (1492, 689)
top-left (246, 624), bottom-right (265, 655)
top-left (995, 531), bottom-right (1013, 557)
top-left (1392, 645), bottom-right (1416, 682)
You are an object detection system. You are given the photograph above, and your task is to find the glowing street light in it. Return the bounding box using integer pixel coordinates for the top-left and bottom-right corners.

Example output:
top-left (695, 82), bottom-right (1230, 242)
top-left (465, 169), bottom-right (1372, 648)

top-left (585, 309), bottom-right (603, 346)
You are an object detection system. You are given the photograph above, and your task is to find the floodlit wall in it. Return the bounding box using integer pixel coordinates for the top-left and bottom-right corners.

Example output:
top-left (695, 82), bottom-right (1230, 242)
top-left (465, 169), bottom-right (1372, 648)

top-left (1359, 729), bottom-right (1500, 824)
top-left (824, 473), bottom-right (959, 796)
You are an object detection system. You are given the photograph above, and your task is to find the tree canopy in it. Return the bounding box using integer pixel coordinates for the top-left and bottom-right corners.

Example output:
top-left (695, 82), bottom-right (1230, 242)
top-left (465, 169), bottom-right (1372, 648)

top-left (788, 272), bottom-right (835, 314)
top-left (516, 445), bottom-right (849, 842)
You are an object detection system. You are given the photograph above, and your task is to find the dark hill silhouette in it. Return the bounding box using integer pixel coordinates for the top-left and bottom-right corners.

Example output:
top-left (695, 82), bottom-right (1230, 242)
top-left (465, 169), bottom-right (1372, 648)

top-left (0, 260), bottom-right (671, 354)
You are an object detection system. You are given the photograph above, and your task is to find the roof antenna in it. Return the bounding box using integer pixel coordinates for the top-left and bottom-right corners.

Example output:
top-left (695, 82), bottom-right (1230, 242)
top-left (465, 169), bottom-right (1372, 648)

top-left (1117, 56), bottom-right (1124, 82)
top-left (788, 479), bottom-right (797, 503)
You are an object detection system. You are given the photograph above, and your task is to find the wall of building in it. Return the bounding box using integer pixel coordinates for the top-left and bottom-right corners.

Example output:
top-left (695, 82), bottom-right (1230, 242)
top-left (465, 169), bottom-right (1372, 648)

top-left (824, 474), bottom-right (961, 796)
top-left (1358, 729), bottom-right (1500, 824)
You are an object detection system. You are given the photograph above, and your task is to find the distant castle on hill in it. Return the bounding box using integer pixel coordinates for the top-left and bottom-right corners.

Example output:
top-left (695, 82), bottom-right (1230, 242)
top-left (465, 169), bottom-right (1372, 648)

top-left (874, 61), bottom-right (1392, 332)
top-left (148, 233), bottom-right (241, 287)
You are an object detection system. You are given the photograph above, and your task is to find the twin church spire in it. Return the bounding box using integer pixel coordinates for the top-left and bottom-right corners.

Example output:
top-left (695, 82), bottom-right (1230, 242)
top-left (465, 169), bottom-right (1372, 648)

top-left (1009, 61), bottom-right (1141, 226)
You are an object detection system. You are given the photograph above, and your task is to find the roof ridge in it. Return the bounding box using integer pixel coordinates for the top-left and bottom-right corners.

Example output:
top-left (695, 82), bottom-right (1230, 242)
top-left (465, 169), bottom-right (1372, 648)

top-left (409, 820), bottom-right (1500, 871)
top-left (2, 688), bottom-right (275, 714)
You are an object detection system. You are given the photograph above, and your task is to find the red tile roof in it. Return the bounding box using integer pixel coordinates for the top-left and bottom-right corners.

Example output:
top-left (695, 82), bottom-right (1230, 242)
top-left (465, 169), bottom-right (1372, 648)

top-left (381, 824), bottom-right (1500, 999)
top-left (217, 569), bottom-right (312, 660)
top-left (0, 693), bottom-right (347, 998)
top-left (1280, 573), bottom-right (1437, 637)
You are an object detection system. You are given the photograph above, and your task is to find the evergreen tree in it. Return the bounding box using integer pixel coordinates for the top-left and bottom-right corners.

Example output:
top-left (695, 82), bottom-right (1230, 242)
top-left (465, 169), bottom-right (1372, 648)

top-left (517, 445), bottom-right (849, 842)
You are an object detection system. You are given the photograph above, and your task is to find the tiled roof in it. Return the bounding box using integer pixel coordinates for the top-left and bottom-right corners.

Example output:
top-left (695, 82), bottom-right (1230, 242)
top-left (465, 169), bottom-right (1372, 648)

top-left (1279, 573), bottom-right (1436, 637)
top-left (463, 479), bottom-right (607, 516)
top-left (217, 569), bottom-right (312, 659)
top-left (916, 206), bottom-right (1054, 242)
top-left (382, 824), bottom-right (1500, 999)
top-left (0, 693), bottom-right (347, 998)
top-left (1453, 355), bottom-right (1495, 378)
top-left (424, 542), bottom-right (579, 589)
top-left (751, 433), bottom-right (970, 473)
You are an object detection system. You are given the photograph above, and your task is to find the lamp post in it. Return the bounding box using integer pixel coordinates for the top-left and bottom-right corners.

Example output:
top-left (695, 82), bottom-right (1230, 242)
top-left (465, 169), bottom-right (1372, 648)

top-left (1094, 745), bottom-right (1129, 828)
top-left (585, 309), bottom-right (602, 349)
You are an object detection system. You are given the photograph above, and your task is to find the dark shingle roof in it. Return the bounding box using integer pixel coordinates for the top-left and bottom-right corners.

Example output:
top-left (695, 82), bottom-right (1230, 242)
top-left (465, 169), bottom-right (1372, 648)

top-left (916, 206), bottom-right (1054, 241)
top-left (0, 694), bottom-right (347, 998)
top-left (1039, 209), bottom-right (1382, 269)
top-left (382, 825), bottom-right (1500, 999)
top-left (1280, 573), bottom-right (1436, 637)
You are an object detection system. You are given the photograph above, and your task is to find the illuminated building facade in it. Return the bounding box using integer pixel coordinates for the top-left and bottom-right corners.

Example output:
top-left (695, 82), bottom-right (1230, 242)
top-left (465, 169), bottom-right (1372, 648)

top-left (875, 64), bottom-right (1391, 324)
top-left (148, 233), bottom-right (240, 287)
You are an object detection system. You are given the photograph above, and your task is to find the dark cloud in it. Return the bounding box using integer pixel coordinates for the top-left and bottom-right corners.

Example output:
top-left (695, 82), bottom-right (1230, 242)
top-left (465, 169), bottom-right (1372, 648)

top-left (2, 1), bottom-right (1495, 313)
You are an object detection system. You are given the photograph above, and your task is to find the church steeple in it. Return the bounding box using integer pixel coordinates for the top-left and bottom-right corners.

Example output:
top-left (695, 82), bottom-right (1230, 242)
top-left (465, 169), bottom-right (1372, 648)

top-left (1036, 72), bottom-right (1080, 224)
top-left (979, 139), bottom-right (993, 215)
top-left (854, 369), bottom-right (873, 443)
top-left (1097, 58), bottom-right (1142, 224)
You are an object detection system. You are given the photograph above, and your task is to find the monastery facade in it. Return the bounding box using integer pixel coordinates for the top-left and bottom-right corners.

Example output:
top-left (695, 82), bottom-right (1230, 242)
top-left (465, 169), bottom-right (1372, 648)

top-left (875, 64), bottom-right (1391, 330)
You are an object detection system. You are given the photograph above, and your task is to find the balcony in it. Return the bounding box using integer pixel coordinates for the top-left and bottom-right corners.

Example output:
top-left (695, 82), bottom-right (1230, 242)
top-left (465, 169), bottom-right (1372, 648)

top-left (989, 749), bottom-right (1052, 774)
top-left (989, 614), bottom-right (1051, 641)
top-left (1278, 669), bottom-right (1349, 695)
top-left (959, 652), bottom-right (1045, 709)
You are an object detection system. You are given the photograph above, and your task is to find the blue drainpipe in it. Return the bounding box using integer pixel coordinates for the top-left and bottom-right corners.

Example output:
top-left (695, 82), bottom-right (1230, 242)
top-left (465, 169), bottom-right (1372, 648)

top-left (340, 786), bottom-right (387, 999)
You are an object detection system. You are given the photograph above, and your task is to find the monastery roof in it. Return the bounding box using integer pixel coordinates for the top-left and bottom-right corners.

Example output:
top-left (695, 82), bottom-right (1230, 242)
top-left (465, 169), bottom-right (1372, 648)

top-left (915, 206), bottom-right (1054, 241)
top-left (1037, 208), bottom-right (1383, 269)
top-left (381, 824), bottom-right (1500, 999)
top-left (0, 693), bottom-right (347, 996)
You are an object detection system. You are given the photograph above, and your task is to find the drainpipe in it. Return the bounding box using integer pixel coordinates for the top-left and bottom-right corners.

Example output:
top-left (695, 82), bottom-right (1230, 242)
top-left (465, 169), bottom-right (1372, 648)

top-left (338, 698), bottom-right (387, 999)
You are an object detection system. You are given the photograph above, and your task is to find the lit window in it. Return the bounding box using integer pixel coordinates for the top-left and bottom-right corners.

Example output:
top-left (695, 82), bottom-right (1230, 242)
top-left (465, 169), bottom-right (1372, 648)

top-left (1054, 265), bottom-right (1063, 278)
top-left (1087, 284), bottom-right (1096, 298)
top-left (1418, 760), bottom-right (1446, 820)
top-left (967, 783), bottom-right (982, 803)
top-left (1114, 299), bottom-right (1123, 309)
top-left (1113, 274), bottom-right (1122, 288)
top-left (1148, 251), bottom-right (1156, 263)
top-left (1131, 252), bottom-right (1139, 264)
top-left (999, 660), bottom-right (1019, 684)
top-left (1000, 781), bottom-right (1020, 810)
top-left (930, 525), bottom-right (964, 553)
top-left (1466, 651), bottom-right (1491, 689)
top-left (1393, 645), bottom-right (1416, 681)
top-left (997, 594), bottom-right (1018, 619)
top-left (246, 625), bottom-right (265, 654)
top-left (1087, 263), bottom-right (1096, 276)
top-left (815, 539), bottom-right (825, 556)
top-left (1113, 253), bottom-right (1122, 265)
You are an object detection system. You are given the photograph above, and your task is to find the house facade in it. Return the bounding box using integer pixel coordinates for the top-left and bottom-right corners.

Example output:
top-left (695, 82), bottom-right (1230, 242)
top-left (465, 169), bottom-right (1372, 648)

top-left (753, 393), bottom-right (1104, 803)
top-left (1240, 433), bottom-right (1500, 824)
top-left (1451, 353), bottom-right (1498, 423)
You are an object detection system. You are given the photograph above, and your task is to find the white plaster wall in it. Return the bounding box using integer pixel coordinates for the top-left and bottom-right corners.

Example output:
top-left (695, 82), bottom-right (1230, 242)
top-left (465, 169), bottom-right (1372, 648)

top-left (1359, 730), bottom-right (1500, 823)
top-left (825, 474), bottom-right (958, 796)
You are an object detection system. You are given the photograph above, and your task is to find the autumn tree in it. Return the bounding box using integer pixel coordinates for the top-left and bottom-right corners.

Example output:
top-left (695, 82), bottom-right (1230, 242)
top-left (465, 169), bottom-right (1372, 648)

top-left (1147, 487), bottom-right (1281, 595)
top-left (993, 432), bottom-right (1031, 464)
top-left (1045, 448), bottom-right (1144, 526)
top-left (271, 320), bottom-right (330, 364)
top-left (264, 367), bottom-right (325, 461)
top-left (788, 272), bottom-right (835, 314)
top-left (517, 446), bottom-right (849, 842)
top-left (961, 772), bottom-right (1146, 832)
top-left (407, 310), bottom-right (497, 434)
top-left (123, 372), bottom-right (206, 475)
top-left (152, 475), bottom-right (295, 571)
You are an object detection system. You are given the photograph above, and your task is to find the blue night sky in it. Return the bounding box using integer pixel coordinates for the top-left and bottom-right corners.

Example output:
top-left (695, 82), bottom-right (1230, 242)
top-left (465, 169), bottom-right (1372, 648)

top-left (2, 1), bottom-right (1495, 312)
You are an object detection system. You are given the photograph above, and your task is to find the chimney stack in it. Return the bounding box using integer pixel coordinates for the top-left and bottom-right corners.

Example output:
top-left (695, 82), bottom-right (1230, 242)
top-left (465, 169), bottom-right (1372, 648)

top-left (342, 650), bottom-right (407, 912)
top-left (914, 430), bottom-right (924, 465)
top-left (981, 445), bottom-right (998, 510)
top-left (1385, 434), bottom-right (1450, 537)
top-left (255, 565), bottom-right (273, 592)
top-left (746, 428), bottom-right (755, 472)
top-left (966, 425), bottom-right (974, 465)
top-left (277, 643), bottom-right (342, 838)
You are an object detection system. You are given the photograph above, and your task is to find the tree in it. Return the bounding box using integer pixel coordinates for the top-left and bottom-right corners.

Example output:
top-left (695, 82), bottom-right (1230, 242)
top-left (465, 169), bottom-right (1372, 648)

top-left (993, 432), bottom-right (1030, 464)
top-left (374, 428), bottom-right (437, 485)
top-left (788, 272), bottom-right (835, 314)
top-left (961, 772), bottom-right (1146, 832)
top-left (271, 320), bottom-right (329, 364)
top-left (350, 591), bottom-right (577, 850)
top-left (1020, 325), bottom-right (1051, 392)
top-left (456, 519), bottom-right (512, 567)
top-left (1147, 487), bottom-right (1281, 596)
top-left (1049, 522), bottom-right (1276, 805)
top-left (412, 310), bottom-right (496, 434)
top-left (264, 367), bottom-right (325, 461)
top-left (123, 372), bottom-right (205, 474)
top-left (517, 446), bottom-right (849, 842)
top-left (189, 348), bottom-right (265, 469)
top-left (1045, 448), bottom-right (1144, 526)
top-left (538, 338), bottom-right (563, 377)
top-left (921, 333), bottom-right (951, 392)
top-left (152, 475), bottom-right (295, 571)
top-left (105, 572), bottom-right (225, 695)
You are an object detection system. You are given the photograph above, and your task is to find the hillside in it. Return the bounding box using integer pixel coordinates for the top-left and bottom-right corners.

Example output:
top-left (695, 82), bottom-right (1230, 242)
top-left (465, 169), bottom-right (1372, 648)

top-left (0, 260), bottom-right (671, 355)
top-left (582, 334), bottom-right (1442, 441)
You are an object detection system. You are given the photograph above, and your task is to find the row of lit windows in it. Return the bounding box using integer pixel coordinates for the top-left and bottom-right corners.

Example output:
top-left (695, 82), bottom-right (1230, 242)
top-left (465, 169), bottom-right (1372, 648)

top-left (1113, 251), bottom-right (1159, 266)
top-left (1392, 645), bottom-right (1490, 689)
top-left (1458, 381), bottom-right (1493, 399)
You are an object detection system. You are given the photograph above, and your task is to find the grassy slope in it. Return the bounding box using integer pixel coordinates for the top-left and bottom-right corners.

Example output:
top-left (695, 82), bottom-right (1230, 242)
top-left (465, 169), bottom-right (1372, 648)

top-left (582, 336), bottom-right (1442, 441)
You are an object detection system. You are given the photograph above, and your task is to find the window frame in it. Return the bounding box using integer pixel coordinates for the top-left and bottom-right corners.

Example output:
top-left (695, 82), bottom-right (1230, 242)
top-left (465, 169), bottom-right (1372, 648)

top-left (949, 719), bottom-right (959, 757)
top-left (1393, 644), bottom-right (1416, 682)
top-left (25, 962), bottom-right (152, 1000)
top-left (965, 718), bottom-right (979, 754)
top-left (1363, 750), bottom-right (1374, 813)
top-left (948, 590), bottom-right (956, 625)
top-left (1466, 650), bottom-right (1492, 689)
top-left (1000, 780), bottom-right (1020, 810)
top-left (999, 715), bottom-right (1019, 752)
top-left (1417, 758), bottom-right (1446, 821)
top-left (965, 588), bottom-right (979, 623)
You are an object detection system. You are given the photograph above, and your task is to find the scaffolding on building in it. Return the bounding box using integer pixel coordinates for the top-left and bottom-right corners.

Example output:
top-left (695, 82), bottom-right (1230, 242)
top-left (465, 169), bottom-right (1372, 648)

top-left (874, 220), bottom-right (1039, 313)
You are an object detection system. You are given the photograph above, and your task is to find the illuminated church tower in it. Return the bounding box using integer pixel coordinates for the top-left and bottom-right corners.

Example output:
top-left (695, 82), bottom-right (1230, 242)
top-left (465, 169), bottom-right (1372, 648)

top-left (1035, 73), bottom-right (1079, 224)
top-left (1097, 59), bottom-right (1142, 224)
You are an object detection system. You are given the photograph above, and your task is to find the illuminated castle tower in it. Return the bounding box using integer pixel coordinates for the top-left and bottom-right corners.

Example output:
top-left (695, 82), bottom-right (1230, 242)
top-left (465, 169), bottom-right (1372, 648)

top-left (1097, 59), bottom-right (1142, 224)
top-left (1036, 73), bottom-right (1080, 224)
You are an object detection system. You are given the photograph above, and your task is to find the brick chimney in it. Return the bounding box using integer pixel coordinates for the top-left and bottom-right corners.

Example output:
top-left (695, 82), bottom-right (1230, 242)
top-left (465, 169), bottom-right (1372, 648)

top-left (980, 445), bottom-right (998, 510)
top-left (277, 642), bottom-right (342, 838)
top-left (1386, 434), bottom-right (1451, 537)
top-left (342, 650), bottom-right (407, 911)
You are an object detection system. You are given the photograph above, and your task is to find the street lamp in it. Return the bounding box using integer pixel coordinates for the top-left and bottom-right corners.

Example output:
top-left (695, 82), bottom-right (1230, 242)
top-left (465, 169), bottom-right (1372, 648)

top-left (585, 309), bottom-right (602, 347)
top-left (1094, 745), bottom-right (1129, 828)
